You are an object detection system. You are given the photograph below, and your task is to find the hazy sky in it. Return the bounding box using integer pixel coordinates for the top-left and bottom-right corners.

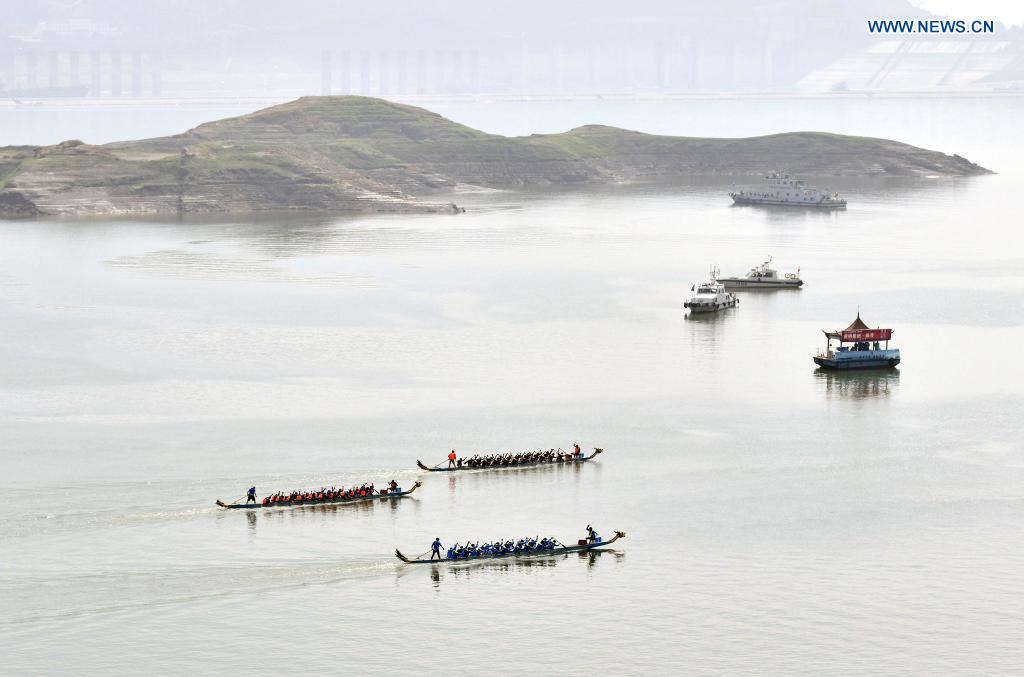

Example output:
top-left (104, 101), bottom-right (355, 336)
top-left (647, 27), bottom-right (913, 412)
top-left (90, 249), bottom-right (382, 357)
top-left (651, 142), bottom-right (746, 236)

top-left (2, 1), bottom-right (1019, 97)
top-left (912, 0), bottom-right (1024, 26)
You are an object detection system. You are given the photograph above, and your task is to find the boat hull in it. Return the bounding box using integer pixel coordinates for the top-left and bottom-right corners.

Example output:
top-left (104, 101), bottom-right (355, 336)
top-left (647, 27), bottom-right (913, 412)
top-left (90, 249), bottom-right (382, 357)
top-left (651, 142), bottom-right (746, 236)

top-left (418, 449), bottom-right (602, 472)
top-left (730, 196), bottom-right (846, 209)
top-left (396, 531), bottom-right (626, 564)
top-left (684, 298), bottom-right (738, 313)
top-left (717, 277), bottom-right (802, 289)
top-left (813, 355), bottom-right (900, 370)
top-left (217, 482), bottom-right (421, 509)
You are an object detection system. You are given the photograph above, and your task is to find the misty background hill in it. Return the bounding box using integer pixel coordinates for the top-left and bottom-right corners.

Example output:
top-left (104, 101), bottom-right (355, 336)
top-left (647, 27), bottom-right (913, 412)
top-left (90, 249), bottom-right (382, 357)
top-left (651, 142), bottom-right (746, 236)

top-left (0, 95), bottom-right (990, 219)
top-left (2, 0), bottom-right (1023, 98)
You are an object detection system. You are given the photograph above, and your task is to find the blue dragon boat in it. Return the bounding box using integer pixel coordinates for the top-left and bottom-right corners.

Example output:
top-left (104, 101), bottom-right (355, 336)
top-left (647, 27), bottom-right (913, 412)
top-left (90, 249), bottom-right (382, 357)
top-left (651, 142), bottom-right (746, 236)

top-left (813, 313), bottom-right (900, 370)
top-left (395, 531), bottom-right (625, 565)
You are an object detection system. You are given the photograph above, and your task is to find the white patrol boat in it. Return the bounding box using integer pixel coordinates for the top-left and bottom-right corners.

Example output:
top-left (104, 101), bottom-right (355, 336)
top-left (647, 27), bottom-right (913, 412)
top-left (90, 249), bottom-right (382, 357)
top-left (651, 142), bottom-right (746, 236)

top-left (716, 256), bottom-right (802, 289)
top-left (729, 172), bottom-right (846, 208)
top-left (684, 268), bottom-right (739, 314)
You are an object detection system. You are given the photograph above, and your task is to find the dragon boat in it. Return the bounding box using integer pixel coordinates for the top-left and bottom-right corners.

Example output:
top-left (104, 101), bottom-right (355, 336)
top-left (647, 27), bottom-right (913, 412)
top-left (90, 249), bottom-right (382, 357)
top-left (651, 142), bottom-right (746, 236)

top-left (395, 531), bottom-right (626, 564)
top-left (216, 481), bottom-right (421, 509)
top-left (416, 448), bottom-right (603, 472)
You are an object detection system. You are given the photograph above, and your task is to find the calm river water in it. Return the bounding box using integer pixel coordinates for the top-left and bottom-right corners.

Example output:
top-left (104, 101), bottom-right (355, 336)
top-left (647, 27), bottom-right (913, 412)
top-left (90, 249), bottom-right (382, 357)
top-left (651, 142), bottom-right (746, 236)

top-left (1, 97), bottom-right (1023, 675)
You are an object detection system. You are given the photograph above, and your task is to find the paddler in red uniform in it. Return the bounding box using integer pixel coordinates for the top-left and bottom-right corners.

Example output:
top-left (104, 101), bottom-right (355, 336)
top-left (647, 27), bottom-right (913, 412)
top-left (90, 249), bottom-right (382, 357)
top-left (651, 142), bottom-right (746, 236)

top-left (448, 450), bottom-right (457, 468)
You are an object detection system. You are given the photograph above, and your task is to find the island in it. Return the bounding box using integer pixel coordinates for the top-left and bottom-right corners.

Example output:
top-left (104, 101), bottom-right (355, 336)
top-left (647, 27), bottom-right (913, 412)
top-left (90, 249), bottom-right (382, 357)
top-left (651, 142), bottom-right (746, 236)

top-left (0, 96), bottom-right (992, 219)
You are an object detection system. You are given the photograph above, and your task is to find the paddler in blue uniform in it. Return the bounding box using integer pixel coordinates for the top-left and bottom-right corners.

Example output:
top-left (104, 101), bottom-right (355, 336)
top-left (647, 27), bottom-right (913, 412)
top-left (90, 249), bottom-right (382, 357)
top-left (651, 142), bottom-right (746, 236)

top-left (246, 486), bottom-right (257, 504)
top-left (430, 537), bottom-right (443, 560)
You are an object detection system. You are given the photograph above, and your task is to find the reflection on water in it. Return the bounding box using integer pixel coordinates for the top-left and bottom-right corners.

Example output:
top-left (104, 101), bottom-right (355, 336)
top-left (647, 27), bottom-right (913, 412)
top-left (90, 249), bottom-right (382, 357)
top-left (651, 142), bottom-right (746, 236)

top-left (684, 309), bottom-right (738, 323)
top-left (444, 460), bottom-right (597, 507)
top-left (814, 367), bottom-right (901, 399)
top-left (426, 547), bottom-right (624, 588)
top-left (439, 458), bottom-right (593, 482)
top-left (730, 202), bottom-right (848, 223)
top-left (728, 287), bottom-right (803, 296)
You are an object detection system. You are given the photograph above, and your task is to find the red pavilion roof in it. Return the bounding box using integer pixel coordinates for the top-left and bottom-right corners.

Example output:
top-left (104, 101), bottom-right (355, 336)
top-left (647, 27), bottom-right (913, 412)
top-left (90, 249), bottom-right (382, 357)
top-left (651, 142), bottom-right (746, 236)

top-left (824, 313), bottom-right (893, 342)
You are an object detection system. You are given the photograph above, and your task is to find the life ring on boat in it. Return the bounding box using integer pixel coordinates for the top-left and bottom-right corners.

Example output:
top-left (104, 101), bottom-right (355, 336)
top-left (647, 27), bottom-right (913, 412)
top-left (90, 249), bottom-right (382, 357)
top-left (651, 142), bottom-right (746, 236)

top-left (784, 273), bottom-right (791, 279)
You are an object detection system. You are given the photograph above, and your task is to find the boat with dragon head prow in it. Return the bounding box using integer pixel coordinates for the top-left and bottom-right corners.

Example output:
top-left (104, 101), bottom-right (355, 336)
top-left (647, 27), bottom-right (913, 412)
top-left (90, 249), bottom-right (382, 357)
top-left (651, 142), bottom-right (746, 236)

top-left (417, 446), bottom-right (603, 472)
top-left (396, 529), bottom-right (626, 565)
top-left (216, 480), bottom-right (422, 509)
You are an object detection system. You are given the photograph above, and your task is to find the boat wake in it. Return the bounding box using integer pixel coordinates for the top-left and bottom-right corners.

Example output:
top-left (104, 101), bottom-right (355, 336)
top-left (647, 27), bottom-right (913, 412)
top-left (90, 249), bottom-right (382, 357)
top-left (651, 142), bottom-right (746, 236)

top-left (1, 557), bottom-right (394, 628)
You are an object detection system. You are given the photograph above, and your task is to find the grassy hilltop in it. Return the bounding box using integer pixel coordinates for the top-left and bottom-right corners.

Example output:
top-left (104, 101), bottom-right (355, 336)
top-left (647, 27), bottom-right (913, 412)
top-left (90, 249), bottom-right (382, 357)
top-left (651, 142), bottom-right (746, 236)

top-left (0, 96), bottom-right (991, 218)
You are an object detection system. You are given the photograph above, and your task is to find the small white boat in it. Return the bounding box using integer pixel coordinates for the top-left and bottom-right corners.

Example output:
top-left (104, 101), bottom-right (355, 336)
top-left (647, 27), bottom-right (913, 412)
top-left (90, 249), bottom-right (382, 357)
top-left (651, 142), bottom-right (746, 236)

top-left (716, 256), bottom-right (802, 289)
top-left (684, 268), bottom-right (739, 313)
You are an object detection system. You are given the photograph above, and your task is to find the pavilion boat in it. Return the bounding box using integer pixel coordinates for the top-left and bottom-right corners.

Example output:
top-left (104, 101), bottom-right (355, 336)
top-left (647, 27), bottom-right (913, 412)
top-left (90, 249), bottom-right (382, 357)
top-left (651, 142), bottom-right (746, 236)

top-left (417, 448), bottom-right (603, 472)
top-left (395, 531), bottom-right (626, 564)
top-left (216, 481), bottom-right (422, 509)
top-left (813, 313), bottom-right (900, 370)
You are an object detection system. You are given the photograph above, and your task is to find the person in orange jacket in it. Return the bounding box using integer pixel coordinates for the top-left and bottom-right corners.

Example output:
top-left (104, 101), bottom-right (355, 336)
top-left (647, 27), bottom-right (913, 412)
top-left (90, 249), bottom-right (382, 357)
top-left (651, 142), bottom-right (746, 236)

top-left (448, 450), bottom-right (457, 468)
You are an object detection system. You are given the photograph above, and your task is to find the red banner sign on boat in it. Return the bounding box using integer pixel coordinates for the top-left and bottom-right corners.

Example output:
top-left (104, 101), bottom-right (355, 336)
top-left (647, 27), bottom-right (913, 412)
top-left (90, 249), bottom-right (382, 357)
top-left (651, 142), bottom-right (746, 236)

top-left (840, 328), bottom-right (893, 342)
